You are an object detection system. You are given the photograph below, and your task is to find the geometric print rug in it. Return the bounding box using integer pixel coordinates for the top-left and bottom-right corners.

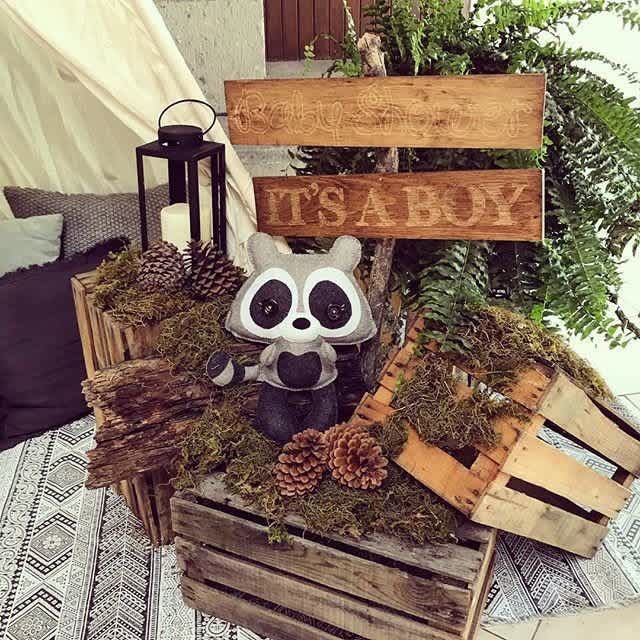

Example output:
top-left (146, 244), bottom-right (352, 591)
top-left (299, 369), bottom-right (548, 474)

top-left (1, 405), bottom-right (640, 640)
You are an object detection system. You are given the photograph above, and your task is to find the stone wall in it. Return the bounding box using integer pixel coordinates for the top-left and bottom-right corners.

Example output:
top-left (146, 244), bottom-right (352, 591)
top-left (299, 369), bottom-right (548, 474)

top-left (154, 0), bottom-right (266, 111)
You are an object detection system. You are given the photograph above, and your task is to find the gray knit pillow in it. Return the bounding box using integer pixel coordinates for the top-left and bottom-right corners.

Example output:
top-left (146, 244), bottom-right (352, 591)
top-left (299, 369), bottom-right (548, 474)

top-left (4, 184), bottom-right (168, 257)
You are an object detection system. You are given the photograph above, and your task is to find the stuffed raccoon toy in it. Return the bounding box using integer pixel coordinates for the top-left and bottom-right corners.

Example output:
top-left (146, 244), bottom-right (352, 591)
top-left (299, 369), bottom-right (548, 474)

top-left (207, 232), bottom-right (376, 443)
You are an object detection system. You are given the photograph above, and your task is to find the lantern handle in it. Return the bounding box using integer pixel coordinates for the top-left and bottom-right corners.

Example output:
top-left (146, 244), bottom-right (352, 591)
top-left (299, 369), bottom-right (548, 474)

top-left (158, 99), bottom-right (217, 135)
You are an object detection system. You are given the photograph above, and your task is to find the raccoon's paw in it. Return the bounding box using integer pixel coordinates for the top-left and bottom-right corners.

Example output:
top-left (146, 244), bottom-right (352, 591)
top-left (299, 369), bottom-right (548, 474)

top-left (206, 352), bottom-right (233, 385)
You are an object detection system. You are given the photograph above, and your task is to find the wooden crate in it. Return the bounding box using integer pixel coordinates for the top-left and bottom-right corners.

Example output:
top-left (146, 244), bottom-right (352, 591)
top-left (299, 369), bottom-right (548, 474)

top-left (172, 473), bottom-right (497, 640)
top-left (72, 270), bottom-right (173, 545)
top-left (352, 318), bottom-right (640, 558)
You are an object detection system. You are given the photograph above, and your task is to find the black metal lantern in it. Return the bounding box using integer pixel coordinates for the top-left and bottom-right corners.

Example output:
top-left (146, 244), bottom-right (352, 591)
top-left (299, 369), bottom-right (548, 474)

top-left (136, 99), bottom-right (226, 252)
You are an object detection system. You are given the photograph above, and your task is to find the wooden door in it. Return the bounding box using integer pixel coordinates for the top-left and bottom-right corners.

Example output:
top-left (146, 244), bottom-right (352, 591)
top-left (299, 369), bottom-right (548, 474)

top-left (265, 0), bottom-right (374, 61)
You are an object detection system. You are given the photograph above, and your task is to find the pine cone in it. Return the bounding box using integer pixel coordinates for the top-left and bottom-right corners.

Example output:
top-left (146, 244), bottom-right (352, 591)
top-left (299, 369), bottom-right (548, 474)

top-left (185, 240), bottom-right (244, 299)
top-left (136, 241), bottom-right (186, 293)
top-left (325, 422), bottom-right (368, 450)
top-left (329, 424), bottom-right (389, 490)
top-left (275, 429), bottom-right (329, 497)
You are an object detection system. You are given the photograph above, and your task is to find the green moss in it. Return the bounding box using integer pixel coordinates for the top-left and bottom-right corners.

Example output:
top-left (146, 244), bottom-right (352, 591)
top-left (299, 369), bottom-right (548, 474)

top-left (389, 356), bottom-right (505, 451)
top-left (174, 401), bottom-right (458, 546)
top-left (93, 248), bottom-right (194, 326)
top-left (451, 305), bottom-right (613, 400)
top-left (298, 466), bottom-right (457, 545)
top-left (155, 299), bottom-right (241, 382)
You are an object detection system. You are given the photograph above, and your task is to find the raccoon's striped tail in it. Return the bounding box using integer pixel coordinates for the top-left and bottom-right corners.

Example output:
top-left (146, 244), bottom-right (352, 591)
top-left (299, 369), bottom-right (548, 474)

top-left (206, 352), bottom-right (259, 387)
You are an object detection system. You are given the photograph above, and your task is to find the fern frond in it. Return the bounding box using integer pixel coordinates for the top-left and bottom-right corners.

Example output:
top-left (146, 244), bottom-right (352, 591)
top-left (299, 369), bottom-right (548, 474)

top-left (415, 241), bottom-right (490, 352)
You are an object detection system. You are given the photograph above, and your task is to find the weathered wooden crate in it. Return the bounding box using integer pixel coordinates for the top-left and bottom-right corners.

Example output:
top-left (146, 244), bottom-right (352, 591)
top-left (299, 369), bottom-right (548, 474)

top-left (352, 318), bottom-right (640, 558)
top-left (72, 270), bottom-right (173, 545)
top-left (172, 473), bottom-right (497, 640)
top-left (71, 271), bottom-right (163, 377)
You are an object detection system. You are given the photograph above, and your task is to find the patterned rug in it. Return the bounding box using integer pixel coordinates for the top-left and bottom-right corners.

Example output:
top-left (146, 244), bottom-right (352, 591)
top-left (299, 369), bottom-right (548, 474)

top-left (1, 407), bottom-right (640, 640)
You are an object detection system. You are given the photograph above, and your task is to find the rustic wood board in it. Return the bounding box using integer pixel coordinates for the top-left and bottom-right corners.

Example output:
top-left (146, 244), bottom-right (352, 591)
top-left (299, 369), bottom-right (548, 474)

top-left (253, 169), bottom-right (543, 241)
top-left (538, 371), bottom-right (640, 475)
top-left (225, 75), bottom-right (546, 148)
top-left (172, 500), bottom-right (470, 632)
top-left (177, 537), bottom-right (458, 640)
top-left (181, 575), bottom-right (340, 640)
top-left (472, 480), bottom-right (608, 558)
top-left (188, 474), bottom-right (487, 584)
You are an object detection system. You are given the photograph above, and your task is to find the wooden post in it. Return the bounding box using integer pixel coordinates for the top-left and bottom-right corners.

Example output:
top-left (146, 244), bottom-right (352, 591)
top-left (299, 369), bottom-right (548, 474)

top-left (357, 32), bottom-right (399, 390)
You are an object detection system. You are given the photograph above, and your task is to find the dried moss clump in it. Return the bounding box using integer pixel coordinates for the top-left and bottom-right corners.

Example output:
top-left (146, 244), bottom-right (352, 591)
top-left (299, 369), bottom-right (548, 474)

top-left (299, 465), bottom-right (457, 545)
top-left (389, 356), bottom-right (505, 451)
top-left (93, 248), bottom-right (194, 326)
top-left (175, 403), bottom-right (458, 546)
top-left (155, 298), bottom-right (241, 382)
top-left (454, 306), bottom-right (612, 399)
top-left (175, 398), bottom-right (278, 495)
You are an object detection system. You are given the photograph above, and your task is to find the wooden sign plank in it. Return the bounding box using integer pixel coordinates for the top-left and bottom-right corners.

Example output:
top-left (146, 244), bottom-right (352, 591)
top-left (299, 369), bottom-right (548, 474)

top-left (254, 169), bottom-right (543, 241)
top-left (225, 75), bottom-right (545, 148)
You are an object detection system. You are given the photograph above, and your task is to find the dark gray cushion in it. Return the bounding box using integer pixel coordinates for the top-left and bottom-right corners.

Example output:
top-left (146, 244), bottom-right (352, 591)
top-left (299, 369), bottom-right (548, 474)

top-left (0, 238), bottom-right (128, 449)
top-left (4, 184), bottom-right (168, 257)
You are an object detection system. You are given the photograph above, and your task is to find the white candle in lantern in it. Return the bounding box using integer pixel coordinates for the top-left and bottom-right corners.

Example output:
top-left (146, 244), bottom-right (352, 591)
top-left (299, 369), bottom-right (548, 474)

top-left (160, 198), bottom-right (212, 253)
top-left (160, 202), bottom-right (191, 253)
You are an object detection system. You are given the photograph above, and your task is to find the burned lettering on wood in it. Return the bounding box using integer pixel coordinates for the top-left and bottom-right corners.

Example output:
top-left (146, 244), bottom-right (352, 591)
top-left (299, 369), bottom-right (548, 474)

top-left (254, 169), bottom-right (544, 241)
top-left (225, 76), bottom-right (546, 149)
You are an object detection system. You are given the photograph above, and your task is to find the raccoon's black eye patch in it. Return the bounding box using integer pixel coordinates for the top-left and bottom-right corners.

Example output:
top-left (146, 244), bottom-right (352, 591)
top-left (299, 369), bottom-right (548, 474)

top-left (250, 279), bottom-right (292, 329)
top-left (309, 281), bottom-right (352, 329)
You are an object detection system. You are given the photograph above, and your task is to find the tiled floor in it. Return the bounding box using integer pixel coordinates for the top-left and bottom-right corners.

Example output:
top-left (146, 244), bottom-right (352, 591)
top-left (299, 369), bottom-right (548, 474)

top-left (480, 601), bottom-right (640, 640)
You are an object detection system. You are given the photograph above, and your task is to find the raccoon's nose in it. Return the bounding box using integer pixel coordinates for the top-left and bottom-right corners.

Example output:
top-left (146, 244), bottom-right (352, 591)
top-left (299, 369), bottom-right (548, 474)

top-left (293, 317), bottom-right (311, 330)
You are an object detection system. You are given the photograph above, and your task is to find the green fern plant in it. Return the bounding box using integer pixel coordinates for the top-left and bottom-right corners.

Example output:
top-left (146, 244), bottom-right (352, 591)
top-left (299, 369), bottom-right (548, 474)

top-left (292, 0), bottom-right (640, 349)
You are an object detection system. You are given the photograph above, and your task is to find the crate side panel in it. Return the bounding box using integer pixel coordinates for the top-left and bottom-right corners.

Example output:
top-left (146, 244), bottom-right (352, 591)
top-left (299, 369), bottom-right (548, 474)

top-left (472, 483), bottom-right (608, 558)
top-left (540, 372), bottom-right (640, 475)
top-left (187, 475), bottom-right (488, 584)
top-left (461, 529), bottom-right (497, 640)
top-left (171, 498), bottom-right (470, 631)
top-left (71, 276), bottom-right (99, 379)
top-left (181, 575), bottom-right (341, 640)
top-left (501, 430), bottom-right (631, 519)
top-left (177, 537), bottom-right (458, 640)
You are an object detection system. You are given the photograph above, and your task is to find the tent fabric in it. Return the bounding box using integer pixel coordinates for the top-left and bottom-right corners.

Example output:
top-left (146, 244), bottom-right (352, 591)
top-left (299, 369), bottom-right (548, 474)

top-left (0, 0), bottom-right (258, 267)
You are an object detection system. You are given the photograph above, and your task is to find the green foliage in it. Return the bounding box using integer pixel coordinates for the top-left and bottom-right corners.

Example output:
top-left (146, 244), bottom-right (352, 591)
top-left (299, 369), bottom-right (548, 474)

top-left (294, 0), bottom-right (640, 347)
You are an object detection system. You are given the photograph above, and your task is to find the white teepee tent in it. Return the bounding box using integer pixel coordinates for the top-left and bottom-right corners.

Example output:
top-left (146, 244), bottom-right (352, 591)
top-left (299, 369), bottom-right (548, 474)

top-left (0, 0), bottom-right (258, 267)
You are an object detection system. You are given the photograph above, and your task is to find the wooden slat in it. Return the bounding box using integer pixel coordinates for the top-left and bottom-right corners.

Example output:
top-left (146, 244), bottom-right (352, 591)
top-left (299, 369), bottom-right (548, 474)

top-left (314, 0), bottom-right (331, 57)
top-left (298, 0), bottom-right (315, 56)
top-left (282, 0), bottom-right (300, 60)
top-left (177, 537), bottom-right (458, 640)
top-left (254, 169), bottom-right (543, 241)
top-left (329, 0), bottom-right (345, 58)
top-left (225, 75), bottom-right (546, 148)
top-left (539, 372), bottom-right (640, 475)
top-left (395, 427), bottom-right (486, 515)
top-left (471, 480), bottom-right (608, 558)
top-left (190, 474), bottom-right (486, 584)
top-left (477, 413), bottom-right (543, 466)
top-left (264, 0), bottom-right (284, 61)
top-left (501, 431), bottom-right (631, 519)
top-left (462, 530), bottom-right (497, 640)
top-left (152, 468), bottom-right (175, 544)
top-left (172, 498), bottom-right (471, 630)
top-left (349, 0), bottom-right (361, 36)
top-left (71, 276), bottom-right (98, 378)
top-left (181, 575), bottom-right (340, 640)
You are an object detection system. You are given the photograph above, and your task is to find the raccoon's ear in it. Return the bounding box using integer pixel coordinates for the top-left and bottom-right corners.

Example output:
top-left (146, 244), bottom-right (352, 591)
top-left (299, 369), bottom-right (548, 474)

top-left (329, 235), bottom-right (361, 272)
top-left (247, 232), bottom-right (280, 270)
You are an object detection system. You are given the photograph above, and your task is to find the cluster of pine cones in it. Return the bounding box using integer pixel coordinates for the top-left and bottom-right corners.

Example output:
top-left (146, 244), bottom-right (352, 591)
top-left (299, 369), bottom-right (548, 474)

top-left (274, 423), bottom-right (389, 498)
top-left (135, 240), bottom-right (243, 299)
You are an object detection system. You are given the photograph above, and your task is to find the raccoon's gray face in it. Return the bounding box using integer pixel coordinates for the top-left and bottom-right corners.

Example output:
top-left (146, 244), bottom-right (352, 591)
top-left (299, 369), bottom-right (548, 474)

top-left (227, 234), bottom-right (376, 345)
top-left (240, 265), bottom-right (364, 343)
